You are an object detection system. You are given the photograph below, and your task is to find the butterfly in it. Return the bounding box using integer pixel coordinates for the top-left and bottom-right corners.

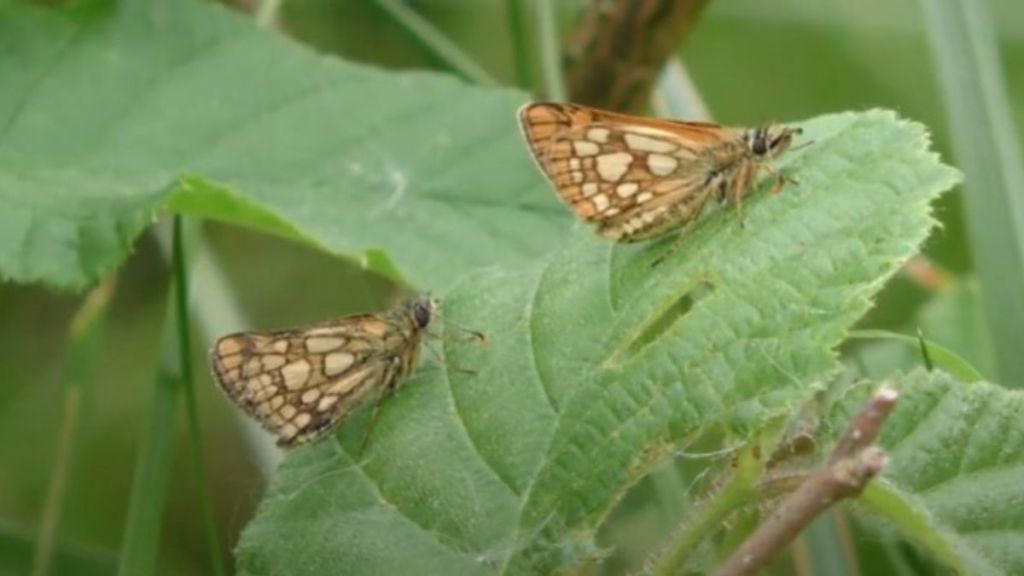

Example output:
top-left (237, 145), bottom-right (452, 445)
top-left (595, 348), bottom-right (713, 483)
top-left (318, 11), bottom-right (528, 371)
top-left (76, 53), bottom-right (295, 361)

top-left (209, 295), bottom-right (437, 448)
top-left (519, 101), bottom-right (803, 243)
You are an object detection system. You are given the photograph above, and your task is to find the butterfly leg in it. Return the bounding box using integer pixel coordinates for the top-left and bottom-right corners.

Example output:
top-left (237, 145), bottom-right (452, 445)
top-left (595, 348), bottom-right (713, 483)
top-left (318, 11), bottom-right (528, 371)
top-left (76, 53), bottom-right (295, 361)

top-left (423, 338), bottom-right (479, 375)
top-left (356, 361), bottom-right (403, 456)
top-left (765, 162), bottom-right (798, 195)
top-left (357, 387), bottom-right (389, 456)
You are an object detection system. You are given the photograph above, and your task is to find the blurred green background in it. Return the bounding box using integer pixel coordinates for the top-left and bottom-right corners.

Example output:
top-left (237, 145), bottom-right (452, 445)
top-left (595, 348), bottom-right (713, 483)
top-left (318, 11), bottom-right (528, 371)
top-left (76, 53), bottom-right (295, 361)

top-left (1, 0), bottom-right (1020, 574)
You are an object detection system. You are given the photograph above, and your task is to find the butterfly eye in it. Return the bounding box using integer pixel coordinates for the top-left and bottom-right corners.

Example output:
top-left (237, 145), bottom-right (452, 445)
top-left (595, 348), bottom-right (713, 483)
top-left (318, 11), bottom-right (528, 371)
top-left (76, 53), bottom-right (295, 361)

top-left (751, 135), bottom-right (769, 156)
top-left (413, 302), bottom-right (432, 328)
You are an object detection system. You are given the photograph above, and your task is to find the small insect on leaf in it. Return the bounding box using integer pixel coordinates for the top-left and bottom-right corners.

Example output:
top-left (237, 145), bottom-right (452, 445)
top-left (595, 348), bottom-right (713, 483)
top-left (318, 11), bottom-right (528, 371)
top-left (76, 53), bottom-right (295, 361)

top-left (518, 101), bottom-right (804, 244)
top-left (209, 295), bottom-right (438, 448)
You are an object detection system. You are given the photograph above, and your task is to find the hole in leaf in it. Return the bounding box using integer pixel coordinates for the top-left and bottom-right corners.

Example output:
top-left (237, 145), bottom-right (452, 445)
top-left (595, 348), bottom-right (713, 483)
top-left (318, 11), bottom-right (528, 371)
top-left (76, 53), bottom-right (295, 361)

top-left (618, 274), bottom-right (716, 361)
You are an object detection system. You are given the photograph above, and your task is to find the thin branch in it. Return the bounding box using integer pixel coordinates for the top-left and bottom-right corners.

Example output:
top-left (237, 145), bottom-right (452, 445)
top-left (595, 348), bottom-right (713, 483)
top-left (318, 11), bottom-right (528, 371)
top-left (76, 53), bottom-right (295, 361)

top-left (901, 255), bottom-right (953, 293)
top-left (564, 0), bottom-right (710, 113)
top-left (33, 278), bottom-right (115, 576)
top-left (715, 388), bottom-right (899, 576)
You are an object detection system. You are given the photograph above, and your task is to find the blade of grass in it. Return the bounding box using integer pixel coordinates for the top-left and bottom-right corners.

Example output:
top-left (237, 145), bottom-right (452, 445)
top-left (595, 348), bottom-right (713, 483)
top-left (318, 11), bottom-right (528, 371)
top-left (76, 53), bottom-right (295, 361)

top-left (32, 277), bottom-right (116, 576)
top-left (371, 0), bottom-right (497, 87)
top-left (532, 0), bottom-right (566, 100)
top-left (847, 329), bottom-right (984, 383)
top-left (117, 282), bottom-right (182, 576)
top-left (3, 521), bottom-right (115, 576)
top-left (919, 0), bottom-right (1024, 387)
top-left (172, 217), bottom-right (225, 576)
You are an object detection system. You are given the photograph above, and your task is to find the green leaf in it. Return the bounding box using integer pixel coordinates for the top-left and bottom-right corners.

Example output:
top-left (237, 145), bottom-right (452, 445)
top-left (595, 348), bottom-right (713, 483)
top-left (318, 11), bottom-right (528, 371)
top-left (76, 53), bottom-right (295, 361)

top-left (235, 110), bottom-right (959, 574)
top-left (830, 369), bottom-right (1024, 576)
top-left (0, 0), bottom-right (566, 290)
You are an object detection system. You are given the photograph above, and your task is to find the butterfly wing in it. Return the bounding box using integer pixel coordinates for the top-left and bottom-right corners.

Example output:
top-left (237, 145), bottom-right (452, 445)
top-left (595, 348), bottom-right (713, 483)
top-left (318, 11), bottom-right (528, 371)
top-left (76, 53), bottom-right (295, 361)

top-left (210, 314), bottom-right (417, 447)
top-left (519, 101), bottom-right (742, 241)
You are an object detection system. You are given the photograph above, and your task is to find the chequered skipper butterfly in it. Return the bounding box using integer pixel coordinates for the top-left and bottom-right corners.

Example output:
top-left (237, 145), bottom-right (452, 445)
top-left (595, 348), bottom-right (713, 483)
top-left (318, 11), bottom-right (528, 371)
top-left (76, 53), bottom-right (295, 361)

top-left (209, 296), bottom-right (437, 448)
top-left (519, 102), bottom-right (803, 243)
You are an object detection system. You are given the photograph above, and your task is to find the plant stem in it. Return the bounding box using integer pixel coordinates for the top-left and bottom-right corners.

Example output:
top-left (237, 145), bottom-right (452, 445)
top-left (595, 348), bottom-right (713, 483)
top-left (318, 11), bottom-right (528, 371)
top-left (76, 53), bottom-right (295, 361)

top-left (372, 0), bottom-right (497, 86)
top-left (650, 444), bottom-right (763, 576)
top-left (255, 0), bottom-right (283, 29)
top-left (505, 0), bottom-right (532, 89)
top-left (531, 0), bottom-right (565, 100)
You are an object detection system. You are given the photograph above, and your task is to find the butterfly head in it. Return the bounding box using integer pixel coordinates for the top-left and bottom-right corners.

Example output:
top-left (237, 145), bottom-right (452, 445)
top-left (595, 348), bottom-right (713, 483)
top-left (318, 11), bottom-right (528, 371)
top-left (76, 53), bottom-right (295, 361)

top-left (746, 125), bottom-right (802, 159)
top-left (403, 295), bottom-right (438, 329)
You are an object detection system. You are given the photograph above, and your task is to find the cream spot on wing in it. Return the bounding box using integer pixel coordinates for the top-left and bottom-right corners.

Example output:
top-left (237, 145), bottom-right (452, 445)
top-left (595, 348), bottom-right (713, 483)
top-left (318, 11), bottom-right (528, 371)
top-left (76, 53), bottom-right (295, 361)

top-left (569, 157), bottom-right (581, 170)
top-left (271, 340), bottom-right (289, 353)
top-left (217, 339), bottom-right (242, 356)
top-left (281, 405), bottom-right (297, 420)
top-left (305, 337), bottom-right (345, 353)
top-left (270, 395), bottom-right (285, 410)
top-left (636, 191), bottom-right (654, 203)
top-left (318, 395), bottom-right (339, 411)
top-left (625, 132), bottom-right (677, 153)
top-left (582, 182), bottom-right (599, 197)
top-left (571, 171), bottom-right (583, 183)
top-left (647, 153), bottom-right (678, 176)
top-left (279, 423), bottom-right (298, 440)
top-left (573, 140), bottom-right (600, 157)
top-left (324, 352), bottom-right (356, 377)
top-left (360, 319), bottom-right (391, 337)
top-left (301, 388), bottom-right (321, 404)
top-left (596, 152), bottom-right (633, 182)
top-left (586, 127), bottom-right (610, 143)
top-left (593, 194), bottom-right (610, 212)
top-left (281, 359), bottom-right (312, 390)
top-left (294, 412), bottom-right (312, 428)
top-left (306, 327), bottom-right (342, 337)
top-left (616, 182), bottom-right (639, 198)
top-left (604, 207), bottom-right (621, 216)
top-left (261, 355), bottom-right (286, 371)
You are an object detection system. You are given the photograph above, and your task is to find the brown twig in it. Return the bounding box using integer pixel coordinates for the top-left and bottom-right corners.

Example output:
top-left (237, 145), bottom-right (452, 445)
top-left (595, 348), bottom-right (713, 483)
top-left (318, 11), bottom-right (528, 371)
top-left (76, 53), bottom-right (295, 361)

top-left (564, 0), bottom-right (710, 113)
top-left (714, 388), bottom-right (899, 576)
top-left (901, 255), bottom-right (954, 293)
